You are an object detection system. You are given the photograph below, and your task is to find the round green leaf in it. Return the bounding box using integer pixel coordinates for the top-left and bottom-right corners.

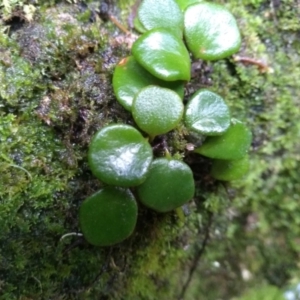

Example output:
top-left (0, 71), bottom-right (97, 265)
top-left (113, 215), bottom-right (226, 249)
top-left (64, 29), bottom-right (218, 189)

top-left (194, 119), bottom-right (252, 159)
top-left (132, 86), bottom-right (184, 138)
top-left (132, 28), bottom-right (191, 82)
top-left (79, 187), bottom-right (138, 246)
top-left (211, 155), bottom-right (250, 181)
top-left (137, 0), bottom-right (183, 37)
top-left (184, 2), bottom-right (241, 60)
top-left (137, 158), bottom-right (195, 212)
top-left (88, 124), bottom-right (153, 187)
top-left (175, 0), bottom-right (203, 11)
top-left (184, 89), bottom-right (230, 135)
top-left (113, 56), bottom-right (184, 111)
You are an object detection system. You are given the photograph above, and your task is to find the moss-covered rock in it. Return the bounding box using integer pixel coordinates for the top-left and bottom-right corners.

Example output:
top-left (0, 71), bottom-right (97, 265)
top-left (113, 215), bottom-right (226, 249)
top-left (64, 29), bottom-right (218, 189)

top-left (1, 0), bottom-right (300, 299)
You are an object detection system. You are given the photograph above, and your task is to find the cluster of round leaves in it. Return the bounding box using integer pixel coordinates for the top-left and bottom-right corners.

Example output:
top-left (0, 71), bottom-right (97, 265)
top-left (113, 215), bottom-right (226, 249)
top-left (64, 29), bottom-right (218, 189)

top-left (79, 0), bottom-right (252, 247)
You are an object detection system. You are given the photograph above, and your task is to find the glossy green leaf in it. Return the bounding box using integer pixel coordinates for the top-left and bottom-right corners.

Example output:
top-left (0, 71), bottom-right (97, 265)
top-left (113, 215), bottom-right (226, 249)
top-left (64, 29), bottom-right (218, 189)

top-left (79, 187), bottom-right (137, 246)
top-left (137, 158), bottom-right (195, 212)
top-left (132, 86), bottom-right (184, 138)
top-left (184, 89), bottom-right (230, 135)
top-left (211, 155), bottom-right (250, 181)
top-left (88, 124), bottom-right (153, 187)
top-left (132, 28), bottom-right (191, 82)
top-left (137, 0), bottom-right (183, 37)
top-left (113, 56), bottom-right (184, 111)
top-left (195, 119), bottom-right (252, 159)
top-left (175, 0), bottom-right (203, 11)
top-left (184, 2), bottom-right (241, 60)
top-left (133, 16), bottom-right (147, 33)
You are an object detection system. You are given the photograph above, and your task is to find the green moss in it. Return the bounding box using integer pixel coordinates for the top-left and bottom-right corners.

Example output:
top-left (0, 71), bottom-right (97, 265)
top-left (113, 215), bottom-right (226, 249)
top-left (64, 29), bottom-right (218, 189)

top-left (0, 53), bottom-right (42, 107)
top-left (0, 2), bottom-right (132, 298)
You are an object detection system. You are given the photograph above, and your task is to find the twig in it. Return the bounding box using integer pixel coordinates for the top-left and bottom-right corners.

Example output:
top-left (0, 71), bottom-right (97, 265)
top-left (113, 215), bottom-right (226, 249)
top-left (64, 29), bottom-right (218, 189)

top-left (233, 55), bottom-right (273, 73)
top-left (109, 15), bottom-right (131, 35)
top-left (178, 211), bottom-right (213, 300)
